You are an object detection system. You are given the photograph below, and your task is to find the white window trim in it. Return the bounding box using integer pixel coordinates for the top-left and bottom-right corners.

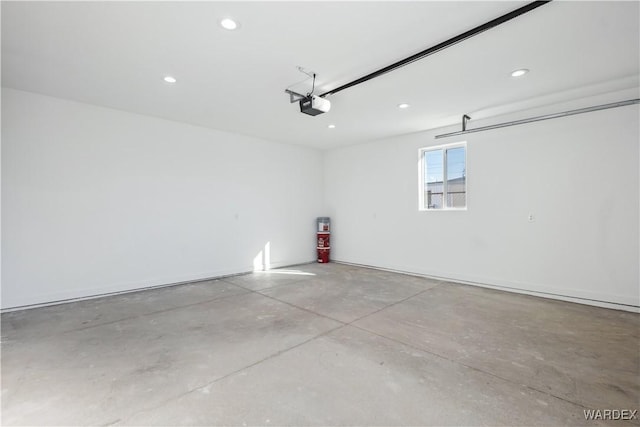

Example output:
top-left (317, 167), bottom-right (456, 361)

top-left (418, 141), bottom-right (467, 211)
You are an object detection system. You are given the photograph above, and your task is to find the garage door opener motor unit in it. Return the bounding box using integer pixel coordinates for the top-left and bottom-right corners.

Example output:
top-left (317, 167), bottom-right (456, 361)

top-left (299, 95), bottom-right (330, 116)
top-left (285, 68), bottom-right (331, 116)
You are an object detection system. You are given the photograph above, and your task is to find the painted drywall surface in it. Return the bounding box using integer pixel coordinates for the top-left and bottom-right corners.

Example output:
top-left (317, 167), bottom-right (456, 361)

top-left (1, 89), bottom-right (323, 309)
top-left (324, 99), bottom-right (639, 308)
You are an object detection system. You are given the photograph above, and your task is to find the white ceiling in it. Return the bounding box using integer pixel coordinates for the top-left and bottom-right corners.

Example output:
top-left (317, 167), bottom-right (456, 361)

top-left (2, 1), bottom-right (639, 149)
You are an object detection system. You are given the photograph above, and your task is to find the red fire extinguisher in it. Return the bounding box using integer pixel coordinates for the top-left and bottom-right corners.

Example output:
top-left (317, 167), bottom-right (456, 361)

top-left (316, 217), bottom-right (330, 263)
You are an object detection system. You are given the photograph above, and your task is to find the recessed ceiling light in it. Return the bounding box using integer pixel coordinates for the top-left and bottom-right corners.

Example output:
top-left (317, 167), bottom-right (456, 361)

top-left (398, 103), bottom-right (410, 109)
top-left (328, 124), bottom-right (336, 129)
top-left (220, 18), bottom-right (238, 30)
top-left (163, 76), bottom-right (177, 83)
top-left (511, 69), bottom-right (529, 77)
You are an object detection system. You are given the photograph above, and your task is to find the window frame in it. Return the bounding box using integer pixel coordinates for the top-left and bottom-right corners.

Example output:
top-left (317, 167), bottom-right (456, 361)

top-left (418, 141), bottom-right (467, 211)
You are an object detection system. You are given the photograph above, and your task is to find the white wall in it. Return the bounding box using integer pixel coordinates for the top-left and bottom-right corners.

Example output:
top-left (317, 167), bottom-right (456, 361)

top-left (3, 88), bottom-right (638, 311)
top-left (2, 88), bottom-right (324, 309)
top-left (324, 96), bottom-right (639, 310)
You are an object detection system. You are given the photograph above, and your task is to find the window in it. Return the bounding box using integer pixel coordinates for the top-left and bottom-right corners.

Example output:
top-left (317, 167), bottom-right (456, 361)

top-left (419, 142), bottom-right (466, 210)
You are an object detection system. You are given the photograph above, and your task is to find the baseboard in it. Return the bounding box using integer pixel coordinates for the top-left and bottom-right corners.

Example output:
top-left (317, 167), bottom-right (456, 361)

top-left (0, 258), bottom-right (315, 312)
top-left (5, 259), bottom-right (637, 314)
top-left (332, 260), bottom-right (640, 313)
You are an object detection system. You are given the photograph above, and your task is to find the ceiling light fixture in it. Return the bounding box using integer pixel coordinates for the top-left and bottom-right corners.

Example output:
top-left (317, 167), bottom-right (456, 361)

top-left (328, 124), bottom-right (336, 129)
top-left (163, 76), bottom-right (177, 83)
top-left (398, 103), bottom-right (410, 109)
top-left (511, 69), bottom-right (529, 77)
top-left (220, 18), bottom-right (238, 30)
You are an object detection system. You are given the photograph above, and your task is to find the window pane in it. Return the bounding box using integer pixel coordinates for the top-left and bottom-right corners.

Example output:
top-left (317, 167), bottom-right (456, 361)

top-left (446, 146), bottom-right (466, 208)
top-left (424, 150), bottom-right (443, 209)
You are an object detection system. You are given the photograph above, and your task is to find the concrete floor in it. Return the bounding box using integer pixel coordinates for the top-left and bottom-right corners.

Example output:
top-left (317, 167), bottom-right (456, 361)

top-left (1, 263), bottom-right (638, 426)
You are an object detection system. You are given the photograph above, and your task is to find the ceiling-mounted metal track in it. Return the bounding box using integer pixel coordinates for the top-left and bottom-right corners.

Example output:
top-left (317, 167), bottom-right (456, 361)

top-left (319, 1), bottom-right (551, 98)
top-left (435, 99), bottom-right (640, 139)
